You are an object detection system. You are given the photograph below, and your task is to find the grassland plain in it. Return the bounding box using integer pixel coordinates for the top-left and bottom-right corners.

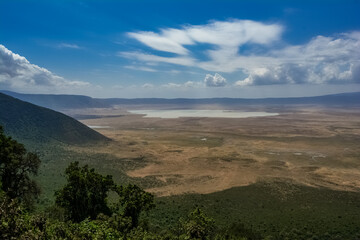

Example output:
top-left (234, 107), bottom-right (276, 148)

top-left (29, 104), bottom-right (360, 238)
top-left (76, 105), bottom-right (360, 195)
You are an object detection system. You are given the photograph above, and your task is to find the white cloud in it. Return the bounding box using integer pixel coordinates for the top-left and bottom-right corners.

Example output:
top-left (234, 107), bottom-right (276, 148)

top-left (161, 83), bottom-right (183, 88)
top-left (119, 52), bottom-right (196, 66)
top-left (185, 20), bottom-right (282, 47)
top-left (235, 32), bottom-right (360, 86)
top-left (160, 81), bottom-right (203, 89)
top-left (124, 19), bottom-right (282, 72)
top-left (204, 73), bottom-right (227, 87)
top-left (127, 19), bottom-right (281, 55)
top-left (235, 65), bottom-right (307, 86)
top-left (123, 19), bottom-right (360, 86)
top-left (124, 65), bottom-right (157, 72)
top-left (128, 28), bottom-right (193, 55)
top-left (343, 31), bottom-right (360, 40)
top-left (142, 83), bottom-right (154, 88)
top-left (0, 44), bottom-right (91, 92)
top-left (57, 43), bottom-right (81, 49)
top-left (184, 81), bottom-right (196, 88)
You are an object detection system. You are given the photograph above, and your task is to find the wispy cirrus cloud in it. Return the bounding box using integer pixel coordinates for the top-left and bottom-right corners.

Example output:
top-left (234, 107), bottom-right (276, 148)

top-left (0, 44), bottom-right (91, 92)
top-left (57, 43), bottom-right (82, 49)
top-left (120, 19), bottom-right (360, 86)
top-left (142, 83), bottom-right (154, 88)
top-left (124, 65), bottom-right (157, 72)
top-left (119, 52), bottom-right (196, 66)
top-left (121, 19), bottom-right (282, 74)
top-left (128, 28), bottom-right (193, 55)
top-left (161, 82), bottom-right (183, 88)
top-left (184, 81), bottom-right (200, 88)
top-left (161, 81), bottom-right (203, 89)
top-left (127, 19), bottom-right (281, 55)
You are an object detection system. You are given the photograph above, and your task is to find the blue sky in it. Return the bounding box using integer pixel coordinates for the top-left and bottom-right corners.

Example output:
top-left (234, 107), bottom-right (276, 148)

top-left (0, 0), bottom-right (359, 98)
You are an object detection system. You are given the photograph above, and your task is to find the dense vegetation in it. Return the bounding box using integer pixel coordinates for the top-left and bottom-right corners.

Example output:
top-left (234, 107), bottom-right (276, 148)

top-left (150, 181), bottom-right (360, 239)
top-left (0, 125), bottom-right (41, 208)
top-left (0, 93), bottom-right (108, 144)
top-left (0, 126), bottom-right (226, 239)
top-left (1, 125), bottom-right (360, 239)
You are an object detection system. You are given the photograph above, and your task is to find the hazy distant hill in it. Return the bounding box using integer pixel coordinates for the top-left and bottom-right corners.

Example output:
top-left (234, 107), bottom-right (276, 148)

top-left (103, 92), bottom-right (360, 106)
top-left (0, 93), bottom-right (109, 144)
top-left (1, 90), bottom-right (360, 111)
top-left (0, 90), bottom-right (109, 110)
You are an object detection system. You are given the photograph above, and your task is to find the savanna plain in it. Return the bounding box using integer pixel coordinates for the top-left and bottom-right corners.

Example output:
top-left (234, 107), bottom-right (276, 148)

top-left (72, 104), bottom-right (360, 195)
top-left (35, 104), bottom-right (360, 238)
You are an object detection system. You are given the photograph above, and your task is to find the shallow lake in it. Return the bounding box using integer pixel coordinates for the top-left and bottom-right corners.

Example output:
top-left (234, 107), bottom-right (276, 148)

top-left (87, 125), bottom-right (111, 129)
top-left (128, 110), bottom-right (279, 119)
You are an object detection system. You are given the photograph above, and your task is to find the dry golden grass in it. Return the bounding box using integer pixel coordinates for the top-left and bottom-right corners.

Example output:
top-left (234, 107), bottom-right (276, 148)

top-left (67, 105), bottom-right (360, 196)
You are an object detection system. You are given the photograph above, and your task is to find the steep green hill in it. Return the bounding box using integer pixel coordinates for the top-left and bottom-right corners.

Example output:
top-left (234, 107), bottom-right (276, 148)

top-left (0, 93), bottom-right (109, 145)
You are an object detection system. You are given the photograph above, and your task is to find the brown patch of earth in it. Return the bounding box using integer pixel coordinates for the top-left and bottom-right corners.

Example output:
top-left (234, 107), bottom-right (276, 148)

top-left (71, 105), bottom-right (360, 196)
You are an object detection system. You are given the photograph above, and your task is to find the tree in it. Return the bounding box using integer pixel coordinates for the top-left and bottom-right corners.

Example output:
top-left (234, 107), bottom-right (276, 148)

top-left (55, 161), bottom-right (114, 222)
top-left (0, 180), bottom-right (46, 239)
top-left (0, 125), bottom-right (40, 208)
top-left (182, 208), bottom-right (215, 240)
top-left (115, 184), bottom-right (155, 228)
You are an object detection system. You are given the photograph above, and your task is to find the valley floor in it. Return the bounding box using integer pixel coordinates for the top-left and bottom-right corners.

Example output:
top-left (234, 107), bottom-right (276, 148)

top-left (64, 104), bottom-right (360, 196)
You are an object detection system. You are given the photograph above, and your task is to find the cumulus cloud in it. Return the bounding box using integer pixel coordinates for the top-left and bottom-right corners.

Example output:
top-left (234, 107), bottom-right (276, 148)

top-left (204, 73), bottom-right (227, 87)
top-left (235, 65), bottom-right (308, 86)
top-left (235, 33), bottom-right (360, 86)
top-left (0, 44), bottom-right (90, 92)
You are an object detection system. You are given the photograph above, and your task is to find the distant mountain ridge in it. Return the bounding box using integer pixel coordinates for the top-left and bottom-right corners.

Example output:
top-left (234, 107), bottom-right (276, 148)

top-left (0, 92), bottom-right (109, 145)
top-left (0, 90), bottom-right (108, 110)
top-left (104, 92), bottom-right (360, 106)
top-left (1, 90), bottom-right (360, 111)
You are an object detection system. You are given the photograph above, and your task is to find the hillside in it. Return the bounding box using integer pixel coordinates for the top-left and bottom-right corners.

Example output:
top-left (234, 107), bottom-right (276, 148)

top-left (0, 90), bottom-right (109, 110)
top-left (0, 93), bottom-right (109, 144)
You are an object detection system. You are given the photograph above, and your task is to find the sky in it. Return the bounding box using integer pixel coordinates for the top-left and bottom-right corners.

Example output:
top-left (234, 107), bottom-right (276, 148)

top-left (0, 0), bottom-right (360, 98)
